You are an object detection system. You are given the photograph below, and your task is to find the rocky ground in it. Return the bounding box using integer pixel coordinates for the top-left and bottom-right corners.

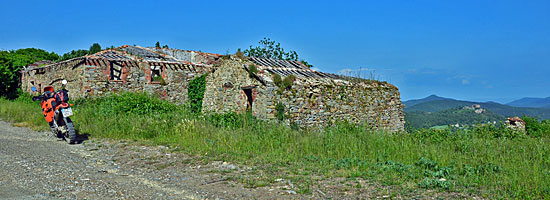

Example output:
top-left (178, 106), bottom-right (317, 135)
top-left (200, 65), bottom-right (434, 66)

top-left (0, 120), bottom-right (473, 199)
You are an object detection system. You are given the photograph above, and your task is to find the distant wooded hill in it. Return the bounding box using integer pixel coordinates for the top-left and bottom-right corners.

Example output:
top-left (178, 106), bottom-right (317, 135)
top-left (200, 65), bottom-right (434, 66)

top-left (405, 108), bottom-right (502, 129)
top-left (506, 97), bottom-right (550, 108)
top-left (403, 95), bottom-right (550, 128)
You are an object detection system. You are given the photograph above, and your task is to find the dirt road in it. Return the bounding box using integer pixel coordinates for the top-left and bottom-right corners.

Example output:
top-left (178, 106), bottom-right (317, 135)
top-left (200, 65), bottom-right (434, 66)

top-left (0, 120), bottom-right (300, 199)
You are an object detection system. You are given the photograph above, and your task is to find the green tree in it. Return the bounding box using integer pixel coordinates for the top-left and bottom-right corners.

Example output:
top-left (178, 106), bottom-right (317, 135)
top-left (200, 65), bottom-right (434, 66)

top-left (155, 41), bottom-right (161, 48)
top-left (89, 43), bottom-right (102, 54)
top-left (58, 49), bottom-right (89, 61)
top-left (0, 48), bottom-right (59, 98)
top-left (244, 37), bottom-right (313, 68)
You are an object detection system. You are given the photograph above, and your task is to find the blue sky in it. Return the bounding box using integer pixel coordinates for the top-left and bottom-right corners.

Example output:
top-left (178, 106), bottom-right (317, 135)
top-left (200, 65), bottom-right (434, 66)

top-left (1, 0), bottom-right (549, 103)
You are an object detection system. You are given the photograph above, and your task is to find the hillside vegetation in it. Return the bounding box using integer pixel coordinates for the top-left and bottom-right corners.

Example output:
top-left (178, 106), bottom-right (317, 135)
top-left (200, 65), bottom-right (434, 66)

top-left (1, 93), bottom-right (550, 199)
top-left (405, 99), bottom-right (550, 119)
top-left (405, 108), bottom-right (503, 129)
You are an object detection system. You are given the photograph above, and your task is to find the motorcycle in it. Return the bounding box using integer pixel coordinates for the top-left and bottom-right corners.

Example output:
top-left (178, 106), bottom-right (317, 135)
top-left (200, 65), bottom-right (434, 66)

top-left (31, 80), bottom-right (76, 144)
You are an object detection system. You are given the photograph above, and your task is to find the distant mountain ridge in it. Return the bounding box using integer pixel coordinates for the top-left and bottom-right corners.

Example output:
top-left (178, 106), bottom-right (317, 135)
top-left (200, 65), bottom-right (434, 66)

top-left (506, 97), bottom-right (550, 108)
top-left (403, 95), bottom-right (453, 108)
top-left (403, 95), bottom-right (550, 120)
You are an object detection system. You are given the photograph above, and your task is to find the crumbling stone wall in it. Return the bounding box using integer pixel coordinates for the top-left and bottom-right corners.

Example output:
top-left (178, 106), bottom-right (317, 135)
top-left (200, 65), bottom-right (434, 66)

top-left (21, 59), bottom-right (88, 98)
top-left (21, 58), bottom-right (211, 104)
top-left (202, 59), bottom-right (273, 119)
top-left (202, 58), bottom-right (405, 132)
top-left (272, 79), bottom-right (405, 132)
top-left (22, 53), bottom-right (404, 132)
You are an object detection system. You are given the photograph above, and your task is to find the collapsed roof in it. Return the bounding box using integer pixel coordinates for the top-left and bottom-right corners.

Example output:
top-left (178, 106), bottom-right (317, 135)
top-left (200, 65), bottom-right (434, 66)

top-left (21, 45), bottom-right (358, 81)
top-left (248, 57), bottom-right (340, 79)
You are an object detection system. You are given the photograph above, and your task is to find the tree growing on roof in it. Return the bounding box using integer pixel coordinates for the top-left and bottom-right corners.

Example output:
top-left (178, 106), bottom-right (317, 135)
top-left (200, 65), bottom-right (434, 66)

top-left (89, 43), bottom-right (102, 54)
top-left (243, 37), bottom-right (314, 68)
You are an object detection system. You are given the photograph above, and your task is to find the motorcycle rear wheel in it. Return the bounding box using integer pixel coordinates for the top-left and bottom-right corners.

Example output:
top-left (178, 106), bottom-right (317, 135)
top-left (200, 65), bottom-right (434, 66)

top-left (64, 117), bottom-right (76, 144)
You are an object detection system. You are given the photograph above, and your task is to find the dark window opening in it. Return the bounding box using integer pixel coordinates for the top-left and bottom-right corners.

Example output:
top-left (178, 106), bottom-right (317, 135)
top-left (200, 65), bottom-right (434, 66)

top-left (110, 61), bottom-right (122, 80)
top-left (243, 88), bottom-right (253, 111)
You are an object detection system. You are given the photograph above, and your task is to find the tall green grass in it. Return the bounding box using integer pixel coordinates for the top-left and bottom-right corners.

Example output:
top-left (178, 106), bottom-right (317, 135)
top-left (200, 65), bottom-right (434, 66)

top-left (0, 93), bottom-right (49, 130)
top-left (1, 92), bottom-right (549, 198)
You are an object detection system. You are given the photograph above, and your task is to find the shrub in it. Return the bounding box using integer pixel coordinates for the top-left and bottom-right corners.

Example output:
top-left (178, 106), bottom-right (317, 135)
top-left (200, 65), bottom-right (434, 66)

top-left (523, 116), bottom-right (550, 137)
top-left (282, 74), bottom-right (296, 90)
top-left (275, 102), bottom-right (285, 121)
top-left (272, 74), bottom-right (282, 87)
top-left (272, 74), bottom-right (295, 90)
top-left (188, 74), bottom-right (207, 113)
top-left (235, 48), bottom-right (245, 60)
top-left (248, 64), bottom-right (258, 78)
top-left (415, 157), bottom-right (439, 170)
top-left (418, 177), bottom-right (451, 189)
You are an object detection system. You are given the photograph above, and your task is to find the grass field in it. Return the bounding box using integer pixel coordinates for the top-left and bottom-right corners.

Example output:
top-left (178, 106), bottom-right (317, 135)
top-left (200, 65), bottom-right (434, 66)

top-left (1, 92), bottom-right (549, 198)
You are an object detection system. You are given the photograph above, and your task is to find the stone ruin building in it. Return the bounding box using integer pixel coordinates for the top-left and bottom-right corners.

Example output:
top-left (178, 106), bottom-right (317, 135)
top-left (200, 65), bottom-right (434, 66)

top-left (505, 116), bottom-right (526, 132)
top-left (21, 45), bottom-right (405, 132)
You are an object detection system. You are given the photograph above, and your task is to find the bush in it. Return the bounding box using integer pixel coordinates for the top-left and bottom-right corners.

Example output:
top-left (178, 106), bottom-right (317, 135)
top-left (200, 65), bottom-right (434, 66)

top-left (235, 49), bottom-right (245, 60)
top-left (275, 102), bottom-right (285, 121)
top-left (523, 116), bottom-right (550, 137)
top-left (418, 177), bottom-right (451, 189)
top-left (272, 74), bottom-right (295, 90)
top-left (282, 74), bottom-right (296, 90)
top-left (272, 74), bottom-right (282, 87)
top-left (248, 64), bottom-right (258, 78)
top-left (188, 74), bottom-right (207, 113)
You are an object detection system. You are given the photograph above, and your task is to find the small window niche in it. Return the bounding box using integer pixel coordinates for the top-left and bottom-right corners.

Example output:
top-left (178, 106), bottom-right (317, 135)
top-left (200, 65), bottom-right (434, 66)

top-left (151, 65), bottom-right (163, 83)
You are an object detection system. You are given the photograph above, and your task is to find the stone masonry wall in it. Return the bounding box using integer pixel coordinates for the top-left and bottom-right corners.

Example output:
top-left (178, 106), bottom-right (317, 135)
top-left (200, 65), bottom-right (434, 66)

top-left (22, 56), bottom-right (404, 132)
top-left (21, 59), bottom-right (211, 104)
top-left (202, 58), bottom-right (405, 132)
top-left (272, 79), bottom-right (405, 132)
top-left (202, 59), bottom-right (273, 120)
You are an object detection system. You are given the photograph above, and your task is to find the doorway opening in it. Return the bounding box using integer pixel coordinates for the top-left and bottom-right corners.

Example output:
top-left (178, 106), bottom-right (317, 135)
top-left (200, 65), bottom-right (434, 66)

top-left (241, 86), bottom-right (255, 111)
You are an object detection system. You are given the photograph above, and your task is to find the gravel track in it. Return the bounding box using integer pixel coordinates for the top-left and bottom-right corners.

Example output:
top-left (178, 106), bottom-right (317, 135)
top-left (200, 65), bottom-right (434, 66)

top-left (0, 120), bottom-right (296, 199)
top-left (0, 120), bottom-right (475, 199)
